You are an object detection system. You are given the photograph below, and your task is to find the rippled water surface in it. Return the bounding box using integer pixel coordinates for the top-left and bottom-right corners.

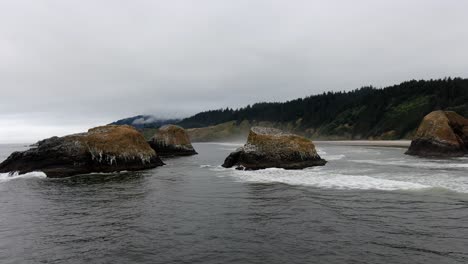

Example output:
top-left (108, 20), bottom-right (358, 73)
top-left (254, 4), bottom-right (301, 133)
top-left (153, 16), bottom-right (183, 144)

top-left (1, 142), bottom-right (467, 264)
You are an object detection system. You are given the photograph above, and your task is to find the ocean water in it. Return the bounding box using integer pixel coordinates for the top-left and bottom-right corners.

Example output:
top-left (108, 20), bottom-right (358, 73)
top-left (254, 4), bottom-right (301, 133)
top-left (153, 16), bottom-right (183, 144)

top-left (0, 142), bottom-right (467, 264)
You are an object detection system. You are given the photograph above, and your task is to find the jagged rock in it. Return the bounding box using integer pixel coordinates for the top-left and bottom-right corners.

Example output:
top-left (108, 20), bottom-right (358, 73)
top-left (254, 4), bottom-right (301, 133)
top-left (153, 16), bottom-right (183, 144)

top-left (0, 125), bottom-right (164, 178)
top-left (148, 125), bottom-right (197, 157)
top-left (222, 127), bottom-right (326, 170)
top-left (406, 110), bottom-right (468, 157)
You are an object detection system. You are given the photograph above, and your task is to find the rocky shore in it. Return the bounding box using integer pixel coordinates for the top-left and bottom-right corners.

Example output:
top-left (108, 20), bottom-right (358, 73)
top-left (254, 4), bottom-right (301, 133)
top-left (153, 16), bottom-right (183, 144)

top-left (0, 125), bottom-right (164, 177)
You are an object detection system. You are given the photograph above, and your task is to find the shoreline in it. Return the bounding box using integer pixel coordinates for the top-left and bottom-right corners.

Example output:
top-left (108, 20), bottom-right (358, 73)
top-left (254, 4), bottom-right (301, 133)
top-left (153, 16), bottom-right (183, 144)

top-left (315, 140), bottom-right (411, 148)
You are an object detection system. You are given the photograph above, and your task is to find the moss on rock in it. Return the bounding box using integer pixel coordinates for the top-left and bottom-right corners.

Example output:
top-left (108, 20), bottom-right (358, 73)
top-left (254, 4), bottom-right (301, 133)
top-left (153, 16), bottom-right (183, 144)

top-left (148, 125), bottom-right (197, 157)
top-left (0, 125), bottom-right (164, 177)
top-left (222, 127), bottom-right (326, 170)
top-left (406, 111), bottom-right (468, 157)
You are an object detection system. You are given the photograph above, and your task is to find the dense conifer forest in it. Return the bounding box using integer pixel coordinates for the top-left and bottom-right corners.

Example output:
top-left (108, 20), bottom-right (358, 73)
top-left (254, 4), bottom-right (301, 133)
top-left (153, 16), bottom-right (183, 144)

top-left (178, 78), bottom-right (468, 139)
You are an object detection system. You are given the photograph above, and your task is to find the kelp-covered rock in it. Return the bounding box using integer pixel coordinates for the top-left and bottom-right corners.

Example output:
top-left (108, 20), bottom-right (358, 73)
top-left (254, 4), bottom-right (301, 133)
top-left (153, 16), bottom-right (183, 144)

top-left (148, 125), bottom-right (197, 157)
top-left (222, 127), bottom-right (326, 170)
top-left (406, 111), bottom-right (468, 157)
top-left (0, 125), bottom-right (164, 178)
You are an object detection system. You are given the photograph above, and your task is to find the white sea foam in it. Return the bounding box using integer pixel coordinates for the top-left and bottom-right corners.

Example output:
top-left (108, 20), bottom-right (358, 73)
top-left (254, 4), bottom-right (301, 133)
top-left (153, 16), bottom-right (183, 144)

top-left (86, 171), bottom-right (130, 175)
top-left (202, 142), bottom-right (468, 193)
top-left (219, 147), bottom-right (239, 151)
top-left (301, 148), bottom-right (344, 161)
top-left (196, 142), bottom-right (244, 147)
top-left (350, 159), bottom-right (468, 169)
top-left (204, 165), bottom-right (227, 172)
top-left (217, 167), bottom-right (431, 191)
top-left (316, 148), bottom-right (326, 155)
top-left (0, 171), bottom-right (47, 182)
top-left (408, 174), bottom-right (468, 193)
top-left (322, 154), bottom-right (346, 161)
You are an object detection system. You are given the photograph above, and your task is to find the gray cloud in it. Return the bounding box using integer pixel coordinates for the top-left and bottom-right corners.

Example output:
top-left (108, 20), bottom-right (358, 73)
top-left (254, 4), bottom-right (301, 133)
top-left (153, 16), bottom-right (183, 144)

top-left (132, 116), bottom-right (159, 126)
top-left (1, 0), bottom-right (468, 143)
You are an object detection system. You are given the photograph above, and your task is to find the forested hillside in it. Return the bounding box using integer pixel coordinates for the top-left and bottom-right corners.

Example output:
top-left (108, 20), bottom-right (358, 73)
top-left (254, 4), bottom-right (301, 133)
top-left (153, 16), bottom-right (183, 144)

top-left (179, 78), bottom-right (468, 140)
top-left (111, 115), bottom-right (180, 129)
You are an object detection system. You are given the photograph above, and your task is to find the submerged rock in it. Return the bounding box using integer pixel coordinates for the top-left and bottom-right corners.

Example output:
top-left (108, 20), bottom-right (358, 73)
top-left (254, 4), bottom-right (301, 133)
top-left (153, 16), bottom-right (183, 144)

top-left (406, 110), bottom-right (468, 157)
top-left (222, 127), bottom-right (326, 170)
top-left (0, 125), bottom-right (164, 178)
top-left (148, 125), bottom-right (197, 157)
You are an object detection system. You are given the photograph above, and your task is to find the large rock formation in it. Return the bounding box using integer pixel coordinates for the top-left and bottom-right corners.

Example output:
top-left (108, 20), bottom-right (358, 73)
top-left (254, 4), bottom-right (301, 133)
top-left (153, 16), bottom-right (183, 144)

top-left (222, 127), bottom-right (326, 170)
top-left (148, 125), bottom-right (197, 157)
top-left (406, 110), bottom-right (468, 157)
top-left (0, 125), bottom-right (164, 178)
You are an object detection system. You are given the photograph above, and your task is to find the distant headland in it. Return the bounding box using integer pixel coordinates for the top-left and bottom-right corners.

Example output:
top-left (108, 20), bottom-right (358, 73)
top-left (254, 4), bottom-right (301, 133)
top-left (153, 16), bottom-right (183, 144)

top-left (113, 78), bottom-right (468, 142)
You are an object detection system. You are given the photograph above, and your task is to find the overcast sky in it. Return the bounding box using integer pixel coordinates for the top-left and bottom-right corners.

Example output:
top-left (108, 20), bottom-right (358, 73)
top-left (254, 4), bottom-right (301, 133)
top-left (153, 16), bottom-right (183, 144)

top-left (1, 0), bottom-right (467, 143)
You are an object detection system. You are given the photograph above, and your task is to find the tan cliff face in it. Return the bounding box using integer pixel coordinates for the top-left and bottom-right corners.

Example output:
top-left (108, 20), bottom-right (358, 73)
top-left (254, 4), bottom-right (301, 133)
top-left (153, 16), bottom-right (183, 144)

top-left (406, 111), bottom-right (468, 157)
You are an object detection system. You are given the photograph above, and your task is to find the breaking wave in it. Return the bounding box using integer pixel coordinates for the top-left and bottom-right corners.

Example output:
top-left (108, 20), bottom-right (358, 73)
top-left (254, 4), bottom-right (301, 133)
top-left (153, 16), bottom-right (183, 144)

top-left (322, 154), bottom-right (346, 161)
top-left (350, 159), bottom-right (468, 170)
top-left (202, 163), bottom-right (468, 193)
top-left (0, 171), bottom-right (47, 182)
top-left (233, 169), bottom-right (430, 191)
top-left (208, 167), bottom-right (431, 191)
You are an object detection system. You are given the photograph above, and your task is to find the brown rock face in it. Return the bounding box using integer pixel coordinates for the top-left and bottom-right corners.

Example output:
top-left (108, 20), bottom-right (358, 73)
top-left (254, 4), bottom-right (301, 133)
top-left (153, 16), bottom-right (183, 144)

top-left (0, 125), bottom-right (164, 178)
top-left (148, 125), bottom-right (197, 157)
top-left (406, 111), bottom-right (468, 157)
top-left (222, 127), bottom-right (326, 170)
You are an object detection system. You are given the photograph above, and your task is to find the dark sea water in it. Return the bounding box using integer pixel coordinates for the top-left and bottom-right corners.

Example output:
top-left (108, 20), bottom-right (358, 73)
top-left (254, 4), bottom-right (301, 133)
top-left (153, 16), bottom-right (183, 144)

top-left (1, 142), bottom-right (467, 264)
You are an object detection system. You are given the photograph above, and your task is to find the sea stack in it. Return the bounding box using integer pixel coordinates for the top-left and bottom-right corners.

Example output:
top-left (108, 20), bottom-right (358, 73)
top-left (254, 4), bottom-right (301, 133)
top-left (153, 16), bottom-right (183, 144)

top-left (148, 125), bottom-right (197, 157)
top-left (406, 110), bottom-right (468, 157)
top-left (0, 125), bottom-right (164, 178)
top-left (222, 126), bottom-right (326, 170)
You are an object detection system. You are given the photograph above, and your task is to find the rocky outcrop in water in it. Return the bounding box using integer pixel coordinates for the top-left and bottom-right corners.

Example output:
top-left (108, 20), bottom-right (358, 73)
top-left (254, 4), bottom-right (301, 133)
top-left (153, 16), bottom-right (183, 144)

top-left (222, 127), bottom-right (326, 170)
top-left (148, 125), bottom-right (197, 157)
top-left (0, 125), bottom-right (164, 178)
top-left (406, 111), bottom-right (468, 157)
